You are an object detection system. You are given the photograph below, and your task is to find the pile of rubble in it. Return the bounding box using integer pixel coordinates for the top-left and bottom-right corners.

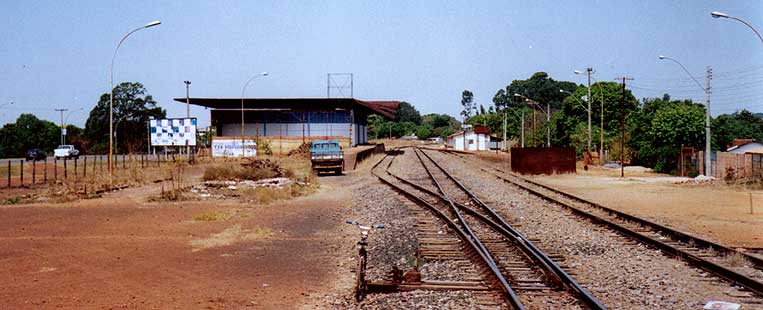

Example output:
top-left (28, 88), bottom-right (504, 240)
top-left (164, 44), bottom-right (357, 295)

top-left (287, 142), bottom-right (311, 159)
top-left (672, 175), bottom-right (720, 185)
top-left (190, 177), bottom-right (297, 199)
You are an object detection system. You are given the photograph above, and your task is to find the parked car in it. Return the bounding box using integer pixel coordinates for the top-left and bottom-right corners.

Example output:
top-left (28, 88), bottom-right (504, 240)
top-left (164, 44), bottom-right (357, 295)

top-left (54, 145), bottom-right (80, 159)
top-left (310, 140), bottom-right (344, 175)
top-left (25, 148), bottom-right (47, 161)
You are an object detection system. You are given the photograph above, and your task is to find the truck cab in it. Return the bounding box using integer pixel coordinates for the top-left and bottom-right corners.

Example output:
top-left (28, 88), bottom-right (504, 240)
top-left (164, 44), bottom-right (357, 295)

top-left (310, 140), bottom-right (344, 175)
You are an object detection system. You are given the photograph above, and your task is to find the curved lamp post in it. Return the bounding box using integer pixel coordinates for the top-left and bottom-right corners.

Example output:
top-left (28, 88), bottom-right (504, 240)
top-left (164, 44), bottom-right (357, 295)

top-left (62, 108), bottom-right (83, 145)
top-left (0, 99), bottom-right (13, 109)
top-left (658, 55), bottom-right (711, 176)
top-left (514, 93), bottom-right (550, 147)
top-left (109, 20), bottom-right (160, 181)
top-left (241, 72), bottom-right (268, 157)
top-left (711, 11), bottom-right (763, 45)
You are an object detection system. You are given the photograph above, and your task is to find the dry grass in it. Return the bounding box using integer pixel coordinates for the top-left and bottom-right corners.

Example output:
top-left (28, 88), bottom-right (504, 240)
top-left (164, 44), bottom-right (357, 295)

top-left (189, 225), bottom-right (273, 252)
top-left (193, 211), bottom-right (231, 222)
top-left (236, 183), bottom-right (318, 205)
top-left (202, 156), bottom-right (315, 184)
top-left (724, 252), bottom-right (751, 267)
top-left (355, 153), bottom-right (387, 172)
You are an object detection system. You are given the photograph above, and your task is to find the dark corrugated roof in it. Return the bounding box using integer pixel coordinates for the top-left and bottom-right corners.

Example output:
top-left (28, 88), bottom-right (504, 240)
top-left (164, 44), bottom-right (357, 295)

top-left (173, 97), bottom-right (400, 120)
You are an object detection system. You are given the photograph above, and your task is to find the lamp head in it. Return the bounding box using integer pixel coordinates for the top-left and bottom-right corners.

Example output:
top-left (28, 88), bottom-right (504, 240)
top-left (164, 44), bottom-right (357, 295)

top-left (513, 93), bottom-right (522, 97)
top-left (711, 11), bottom-right (728, 18)
top-left (144, 21), bottom-right (161, 28)
top-left (658, 55), bottom-right (666, 60)
top-left (574, 70), bottom-right (582, 74)
top-left (559, 89), bottom-right (565, 93)
top-left (261, 72), bottom-right (269, 76)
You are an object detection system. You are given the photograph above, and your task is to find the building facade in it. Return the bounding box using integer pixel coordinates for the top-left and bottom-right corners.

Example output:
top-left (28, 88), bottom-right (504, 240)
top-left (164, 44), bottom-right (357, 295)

top-left (447, 126), bottom-right (491, 151)
top-left (175, 98), bottom-right (398, 154)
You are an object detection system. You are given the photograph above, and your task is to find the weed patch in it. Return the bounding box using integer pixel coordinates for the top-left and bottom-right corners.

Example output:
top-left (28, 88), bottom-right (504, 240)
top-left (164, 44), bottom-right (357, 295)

top-left (193, 211), bottom-right (231, 222)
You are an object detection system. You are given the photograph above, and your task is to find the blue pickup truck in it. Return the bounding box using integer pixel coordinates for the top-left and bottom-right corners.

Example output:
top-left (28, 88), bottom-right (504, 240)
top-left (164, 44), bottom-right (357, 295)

top-left (310, 140), bottom-right (344, 175)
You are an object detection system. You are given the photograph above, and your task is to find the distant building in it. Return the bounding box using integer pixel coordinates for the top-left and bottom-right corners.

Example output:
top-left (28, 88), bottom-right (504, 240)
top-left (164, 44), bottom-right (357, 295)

top-left (727, 139), bottom-right (763, 154)
top-left (174, 97), bottom-right (399, 154)
top-left (447, 125), bottom-right (491, 151)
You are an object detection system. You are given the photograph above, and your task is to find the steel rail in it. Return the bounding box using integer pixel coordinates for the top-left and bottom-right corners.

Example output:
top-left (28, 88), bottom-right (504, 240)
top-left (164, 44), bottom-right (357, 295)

top-left (448, 154), bottom-right (763, 297)
top-left (370, 150), bottom-right (526, 309)
top-left (416, 148), bottom-right (606, 310)
top-left (493, 165), bottom-right (763, 269)
top-left (410, 148), bottom-right (526, 309)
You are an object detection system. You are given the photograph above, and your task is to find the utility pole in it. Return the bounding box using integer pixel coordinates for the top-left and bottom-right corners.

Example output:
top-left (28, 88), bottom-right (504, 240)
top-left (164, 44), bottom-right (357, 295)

top-left (521, 109), bottom-right (525, 148)
top-left (705, 66), bottom-right (713, 177)
top-left (55, 108), bottom-right (68, 145)
top-left (586, 68), bottom-right (593, 154)
top-left (502, 111), bottom-right (507, 151)
top-left (184, 80), bottom-right (191, 157)
top-left (615, 76), bottom-right (634, 178)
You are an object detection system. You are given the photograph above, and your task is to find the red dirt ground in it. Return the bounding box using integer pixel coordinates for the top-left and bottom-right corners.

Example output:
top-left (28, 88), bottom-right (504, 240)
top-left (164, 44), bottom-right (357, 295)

top-left (0, 174), bottom-right (354, 309)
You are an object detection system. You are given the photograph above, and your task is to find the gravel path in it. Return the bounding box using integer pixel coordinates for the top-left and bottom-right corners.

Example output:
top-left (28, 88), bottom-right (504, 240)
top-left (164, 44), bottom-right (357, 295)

top-left (427, 150), bottom-right (763, 309)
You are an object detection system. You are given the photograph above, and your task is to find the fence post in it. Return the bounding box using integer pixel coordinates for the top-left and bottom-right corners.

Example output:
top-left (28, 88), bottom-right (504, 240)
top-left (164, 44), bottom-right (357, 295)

top-left (32, 160), bottom-right (36, 185)
top-left (74, 158), bottom-right (78, 179)
top-left (54, 157), bottom-right (58, 180)
top-left (123, 154), bottom-right (126, 170)
top-left (64, 158), bottom-right (67, 179)
top-left (141, 154), bottom-right (144, 168)
top-left (84, 156), bottom-right (87, 178)
top-left (7, 160), bottom-right (11, 188)
top-left (44, 158), bottom-right (47, 182)
top-left (20, 160), bottom-right (24, 187)
top-left (751, 193), bottom-right (755, 215)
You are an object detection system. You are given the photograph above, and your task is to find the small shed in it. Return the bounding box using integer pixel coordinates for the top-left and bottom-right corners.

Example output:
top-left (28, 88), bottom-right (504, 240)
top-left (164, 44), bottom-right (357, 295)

top-left (447, 126), bottom-right (491, 151)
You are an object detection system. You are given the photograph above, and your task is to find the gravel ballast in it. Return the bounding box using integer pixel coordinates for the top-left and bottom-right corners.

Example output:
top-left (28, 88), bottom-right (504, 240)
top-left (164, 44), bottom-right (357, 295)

top-left (426, 150), bottom-right (763, 309)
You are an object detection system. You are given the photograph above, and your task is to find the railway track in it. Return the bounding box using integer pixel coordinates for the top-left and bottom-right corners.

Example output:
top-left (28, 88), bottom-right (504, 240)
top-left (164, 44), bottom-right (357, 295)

top-left (438, 149), bottom-right (763, 301)
top-left (371, 147), bottom-right (605, 309)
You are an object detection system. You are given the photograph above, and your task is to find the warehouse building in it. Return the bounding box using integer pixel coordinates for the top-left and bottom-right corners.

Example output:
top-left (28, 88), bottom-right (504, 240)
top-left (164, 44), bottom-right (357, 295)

top-left (174, 97), bottom-right (399, 154)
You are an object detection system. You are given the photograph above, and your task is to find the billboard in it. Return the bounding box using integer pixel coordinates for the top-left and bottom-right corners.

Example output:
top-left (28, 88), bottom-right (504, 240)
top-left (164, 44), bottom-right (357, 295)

top-left (150, 118), bottom-right (197, 146)
top-left (211, 137), bottom-right (257, 157)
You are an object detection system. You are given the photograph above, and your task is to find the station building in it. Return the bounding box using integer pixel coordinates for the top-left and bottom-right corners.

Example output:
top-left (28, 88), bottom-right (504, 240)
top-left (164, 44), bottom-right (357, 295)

top-left (174, 97), bottom-right (399, 154)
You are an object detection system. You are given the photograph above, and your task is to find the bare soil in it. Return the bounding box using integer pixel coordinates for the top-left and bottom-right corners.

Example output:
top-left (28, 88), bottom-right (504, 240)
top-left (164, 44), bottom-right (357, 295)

top-left (0, 167), bottom-right (354, 309)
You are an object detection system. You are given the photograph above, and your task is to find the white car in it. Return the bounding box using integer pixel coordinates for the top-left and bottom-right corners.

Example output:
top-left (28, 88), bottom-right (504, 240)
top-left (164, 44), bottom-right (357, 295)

top-left (54, 145), bottom-right (80, 159)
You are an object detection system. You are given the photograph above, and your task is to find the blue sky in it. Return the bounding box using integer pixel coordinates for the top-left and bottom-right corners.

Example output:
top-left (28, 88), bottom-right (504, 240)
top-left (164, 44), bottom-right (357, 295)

top-left (1, 1), bottom-right (761, 128)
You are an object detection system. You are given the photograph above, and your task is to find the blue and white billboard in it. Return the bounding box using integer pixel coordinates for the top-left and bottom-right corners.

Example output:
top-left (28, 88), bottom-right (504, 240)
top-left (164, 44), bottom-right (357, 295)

top-left (150, 118), bottom-right (197, 146)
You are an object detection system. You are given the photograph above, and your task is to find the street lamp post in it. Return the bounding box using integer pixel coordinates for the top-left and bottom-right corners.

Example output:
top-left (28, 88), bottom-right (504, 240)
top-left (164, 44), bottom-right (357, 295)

top-left (241, 72), bottom-right (268, 157)
top-left (514, 93), bottom-right (550, 147)
top-left (0, 99), bottom-right (13, 109)
top-left (659, 55), bottom-right (712, 177)
top-left (62, 108), bottom-right (83, 145)
top-left (711, 11), bottom-right (763, 45)
top-left (574, 68), bottom-right (594, 154)
top-left (109, 20), bottom-right (160, 182)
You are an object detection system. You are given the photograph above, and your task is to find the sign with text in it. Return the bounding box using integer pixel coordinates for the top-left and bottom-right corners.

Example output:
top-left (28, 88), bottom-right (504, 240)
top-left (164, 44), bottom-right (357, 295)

top-left (211, 138), bottom-right (257, 157)
top-left (150, 118), bottom-right (197, 146)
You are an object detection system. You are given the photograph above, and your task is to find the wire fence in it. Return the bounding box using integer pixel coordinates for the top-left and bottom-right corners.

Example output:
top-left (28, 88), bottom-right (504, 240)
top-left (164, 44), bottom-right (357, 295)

top-left (1, 154), bottom-right (184, 188)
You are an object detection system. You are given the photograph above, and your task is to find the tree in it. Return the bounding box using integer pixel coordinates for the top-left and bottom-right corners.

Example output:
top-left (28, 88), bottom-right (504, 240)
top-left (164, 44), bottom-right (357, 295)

top-left (460, 90), bottom-right (475, 122)
top-left (711, 110), bottom-right (763, 150)
top-left (557, 81), bottom-right (636, 149)
top-left (84, 82), bottom-right (165, 154)
top-left (395, 101), bottom-right (422, 125)
top-left (493, 72), bottom-right (578, 112)
top-left (0, 114), bottom-right (61, 158)
top-left (628, 99), bottom-right (704, 173)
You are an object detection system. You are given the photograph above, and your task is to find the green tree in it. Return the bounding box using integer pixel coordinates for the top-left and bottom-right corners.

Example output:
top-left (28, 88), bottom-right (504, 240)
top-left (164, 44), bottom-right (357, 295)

top-left (461, 90), bottom-right (475, 122)
top-left (711, 110), bottom-right (763, 150)
top-left (0, 114), bottom-right (61, 158)
top-left (493, 72), bottom-right (578, 111)
top-left (395, 101), bottom-right (422, 125)
top-left (557, 81), bottom-right (636, 149)
top-left (84, 82), bottom-right (165, 154)
top-left (416, 125), bottom-right (434, 140)
top-left (629, 100), bottom-right (704, 173)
